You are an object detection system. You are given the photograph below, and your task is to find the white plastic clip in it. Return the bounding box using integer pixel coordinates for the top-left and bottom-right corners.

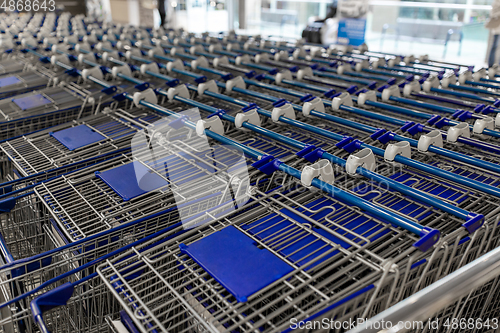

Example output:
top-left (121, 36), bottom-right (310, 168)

top-left (235, 108), bottom-right (261, 128)
top-left (384, 141), bottom-right (411, 162)
top-left (190, 45), bottom-right (203, 55)
top-left (337, 64), bottom-right (351, 75)
top-left (418, 130), bottom-right (443, 152)
top-left (440, 74), bottom-right (457, 88)
top-left (371, 58), bottom-right (386, 68)
top-left (297, 67), bottom-right (313, 80)
top-left (473, 116), bottom-right (495, 134)
top-left (387, 56), bottom-right (401, 67)
top-left (198, 80), bottom-right (219, 95)
top-left (102, 51), bottom-right (119, 63)
top-left (422, 76), bottom-right (440, 92)
top-left (381, 85), bottom-right (401, 101)
top-left (75, 42), bottom-right (91, 53)
top-left (166, 59), bottom-right (185, 72)
top-left (496, 113), bottom-right (500, 128)
top-left (346, 148), bottom-right (376, 175)
top-left (50, 54), bottom-right (70, 65)
top-left (208, 44), bottom-right (222, 53)
top-left (81, 66), bottom-right (103, 82)
top-left (292, 47), bottom-right (306, 59)
top-left (473, 68), bottom-right (487, 81)
top-left (357, 91), bottom-right (377, 106)
top-left (191, 56), bottom-right (209, 70)
top-left (447, 122), bottom-right (470, 143)
top-left (213, 56), bottom-right (229, 68)
top-left (196, 116), bottom-right (225, 136)
top-left (64, 35), bottom-right (79, 44)
top-left (403, 80), bottom-right (421, 96)
top-left (358, 43), bottom-right (369, 53)
top-left (140, 62), bottom-right (159, 75)
top-left (116, 40), bottom-right (131, 49)
top-left (254, 53), bottom-right (269, 63)
top-left (226, 76), bottom-right (246, 92)
top-left (78, 52), bottom-right (96, 65)
top-left (276, 70), bottom-right (292, 84)
top-left (272, 103), bottom-right (296, 123)
top-left (403, 55), bottom-right (415, 64)
top-left (489, 64), bottom-right (499, 77)
top-left (112, 65), bottom-right (132, 78)
top-left (226, 43), bottom-right (238, 52)
top-left (235, 54), bottom-right (250, 65)
top-left (125, 49), bottom-right (142, 60)
top-left (166, 84), bottom-right (190, 101)
top-left (148, 47), bottom-right (164, 58)
top-left (274, 50), bottom-right (288, 61)
top-left (133, 88), bottom-right (158, 107)
top-left (301, 159), bottom-right (335, 187)
top-left (169, 47), bottom-right (180, 56)
top-left (95, 41), bottom-right (112, 51)
top-left (302, 97), bottom-right (325, 117)
top-left (331, 92), bottom-right (353, 110)
top-left (309, 48), bottom-right (322, 58)
top-left (21, 37), bottom-right (37, 47)
top-left (355, 60), bottom-right (369, 72)
top-left (419, 54), bottom-right (429, 62)
top-left (43, 37), bottom-right (58, 48)
top-left (458, 70), bottom-right (472, 84)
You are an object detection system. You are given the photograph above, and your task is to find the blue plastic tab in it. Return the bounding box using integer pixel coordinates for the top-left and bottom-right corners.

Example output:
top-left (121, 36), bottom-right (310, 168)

top-left (296, 145), bottom-right (325, 163)
top-left (386, 78), bottom-right (397, 85)
top-left (413, 227), bottom-right (440, 252)
top-left (323, 89), bottom-right (337, 98)
top-left (272, 99), bottom-right (289, 108)
top-left (427, 115), bottom-right (442, 126)
top-left (134, 82), bottom-right (149, 91)
top-left (494, 99), bottom-right (500, 108)
top-left (50, 125), bottom-right (106, 151)
top-left (31, 282), bottom-right (74, 318)
top-left (12, 94), bottom-right (52, 110)
top-left (346, 85), bottom-right (358, 94)
top-left (377, 84), bottom-right (389, 92)
top-left (300, 94), bottom-right (315, 103)
top-left (95, 161), bottom-right (169, 201)
top-left (335, 136), bottom-right (362, 153)
top-left (252, 155), bottom-right (282, 175)
top-left (482, 105), bottom-right (495, 115)
top-left (474, 104), bottom-right (486, 113)
top-left (0, 76), bottom-right (21, 87)
top-left (113, 92), bottom-right (128, 101)
top-left (242, 103), bottom-right (258, 112)
top-left (179, 226), bottom-right (294, 303)
top-left (101, 85), bottom-right (118, 95)
top-left (463, 213), bottom-right (484, 234)
top-left (65, 68), bottom-right (79, 77)
top-left (405, 74), bottom-right (415, 81)
top-left (371, 129), bottom-right (395, 144)
top-left (169, 115), bottom-right (188, 129)
top-left (367, 81), bottom-right (378, 90)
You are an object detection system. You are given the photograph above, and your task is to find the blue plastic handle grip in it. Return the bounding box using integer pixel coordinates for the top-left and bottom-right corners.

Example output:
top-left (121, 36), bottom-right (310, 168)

top-left (430, 87), bottom-right (495, 104)
top-left (199, 83), bottom-right (477, 228)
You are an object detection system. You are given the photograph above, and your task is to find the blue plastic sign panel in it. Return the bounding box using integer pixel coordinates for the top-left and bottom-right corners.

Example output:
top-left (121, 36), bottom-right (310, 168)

top-left (180, 225), bottom-right (294, 303)
top-left (337, 18), bottom-right (367, 46)
top-left (96, 161), bottom-right (170, 202)
top-left (0, 76), bottom-right (21, 88)
top-left (13, 94), bottom-right (52, 110)
top-left (50, 124), bottom-right (106, 151)
top-left (337, 0), bottom-right (368, 46)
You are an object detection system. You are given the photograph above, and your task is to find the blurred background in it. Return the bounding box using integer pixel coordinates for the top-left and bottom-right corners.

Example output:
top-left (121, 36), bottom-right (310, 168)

top-left (56, 0), bottom-right (495, 67)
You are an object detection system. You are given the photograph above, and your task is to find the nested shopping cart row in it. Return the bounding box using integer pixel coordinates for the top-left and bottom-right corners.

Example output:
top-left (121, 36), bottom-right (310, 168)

top-left (1, 19), bottom-right (500, 333)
